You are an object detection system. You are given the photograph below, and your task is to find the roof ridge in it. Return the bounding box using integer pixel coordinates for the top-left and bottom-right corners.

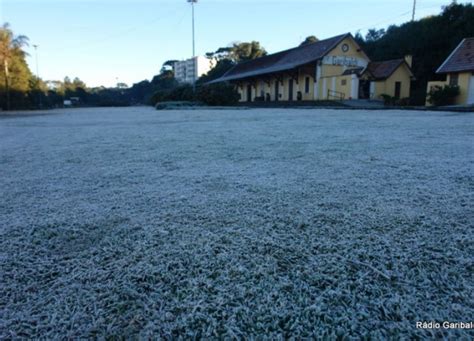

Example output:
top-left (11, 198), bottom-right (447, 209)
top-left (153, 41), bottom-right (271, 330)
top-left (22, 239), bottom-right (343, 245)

top-left (259, 32), bottom-right (350, 59)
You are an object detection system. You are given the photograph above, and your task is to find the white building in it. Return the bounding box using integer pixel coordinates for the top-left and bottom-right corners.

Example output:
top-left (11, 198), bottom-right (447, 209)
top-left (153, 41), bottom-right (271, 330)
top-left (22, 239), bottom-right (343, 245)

top-left (173, 56), bottom-right (212, 84)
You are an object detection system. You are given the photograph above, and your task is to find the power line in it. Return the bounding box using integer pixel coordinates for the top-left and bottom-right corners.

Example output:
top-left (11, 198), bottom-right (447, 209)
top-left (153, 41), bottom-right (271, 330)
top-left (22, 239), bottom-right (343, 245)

top-left (349, 3), bottom-right (446, 35)
top-left (56, 9), bottom-right (184, 53)
top-left (349, 11), bottom-right (411, 34)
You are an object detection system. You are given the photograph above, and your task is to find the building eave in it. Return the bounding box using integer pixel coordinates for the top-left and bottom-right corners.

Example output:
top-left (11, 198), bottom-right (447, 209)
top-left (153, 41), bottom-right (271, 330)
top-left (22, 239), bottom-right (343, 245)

top-left (436, 38), bottom-right (466, 74)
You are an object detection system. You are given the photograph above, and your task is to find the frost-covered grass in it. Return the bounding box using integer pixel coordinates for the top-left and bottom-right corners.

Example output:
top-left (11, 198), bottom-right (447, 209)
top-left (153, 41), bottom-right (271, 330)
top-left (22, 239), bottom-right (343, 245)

top-left (1, 107), bottom-right (473, 339)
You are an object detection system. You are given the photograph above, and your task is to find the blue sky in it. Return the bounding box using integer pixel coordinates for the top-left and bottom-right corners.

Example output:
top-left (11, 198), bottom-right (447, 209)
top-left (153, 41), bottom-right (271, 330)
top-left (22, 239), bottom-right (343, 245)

top-left (0, 0), bottom-right (467, 87)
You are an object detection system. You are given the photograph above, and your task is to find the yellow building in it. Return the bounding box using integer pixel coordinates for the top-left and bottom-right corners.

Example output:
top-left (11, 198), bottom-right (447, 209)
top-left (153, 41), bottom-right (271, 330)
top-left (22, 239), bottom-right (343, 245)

top-left (426, 37), bottom-right (474, 106)
top-left (211, 33), bottom-right (414, 103)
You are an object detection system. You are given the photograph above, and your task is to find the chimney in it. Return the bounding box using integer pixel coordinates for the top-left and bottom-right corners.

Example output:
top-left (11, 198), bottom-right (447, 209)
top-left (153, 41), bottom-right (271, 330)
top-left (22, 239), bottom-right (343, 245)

top-left (404, 55), bottom-right (413, 68)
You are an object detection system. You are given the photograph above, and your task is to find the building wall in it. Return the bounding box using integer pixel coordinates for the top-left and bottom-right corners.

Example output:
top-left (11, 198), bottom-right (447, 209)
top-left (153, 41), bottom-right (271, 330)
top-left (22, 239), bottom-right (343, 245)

top-left (373, 64), bottom-right (412, 99)
top-left (299, 74), bottom-right (315, 101)
top-left (425, 72), bottom-right (473, 105)
top-left (316, 37), bottom-right (370, 100)
top-left (236, 64), bottom-right (412, 103)
top-left (371, 81), bottom-right (386, 99)
top-left (233, 37), bottom-right (417, 103)
top-left (238, 36), bottom-right (371, 102)
top-left (453, 72), bottom-right (472, 105)
top-left (332, 75), bottom-right (353, 100)
top-left (284, 77), bottom-right (294, 99)
top-left (236, 71), bottom-right (314, 102)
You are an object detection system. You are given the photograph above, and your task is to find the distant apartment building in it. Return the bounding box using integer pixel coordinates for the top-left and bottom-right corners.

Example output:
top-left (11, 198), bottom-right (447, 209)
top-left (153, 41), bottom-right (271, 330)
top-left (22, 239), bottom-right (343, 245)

top-left (174, 56), bottom-right (212, 84)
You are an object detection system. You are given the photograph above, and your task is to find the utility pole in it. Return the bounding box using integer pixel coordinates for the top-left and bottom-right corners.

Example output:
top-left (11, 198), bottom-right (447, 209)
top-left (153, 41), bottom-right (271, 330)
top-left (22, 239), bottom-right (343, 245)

top-left (188, 0), bottom-right (197, 93)
top-left (33, 44), bottom-right (42, 108)
top-left (412, 0), bottom-right (417, 21)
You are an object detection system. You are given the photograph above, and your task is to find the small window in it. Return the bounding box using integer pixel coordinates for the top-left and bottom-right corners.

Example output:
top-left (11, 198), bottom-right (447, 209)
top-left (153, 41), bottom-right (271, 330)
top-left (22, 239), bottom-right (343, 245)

top-left (449, 74), bottom-right (459, 86)
top-left (305, 77), bottom-right (310, 93)
top-left (341, 79), bottom-right (347, 86)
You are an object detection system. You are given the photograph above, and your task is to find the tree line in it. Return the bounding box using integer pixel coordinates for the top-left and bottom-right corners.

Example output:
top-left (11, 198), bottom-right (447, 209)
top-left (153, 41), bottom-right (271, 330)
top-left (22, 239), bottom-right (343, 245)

top-left (0, 20), bottom-right (267, 109)
top-left (1, 2), bottom-right (473, 110)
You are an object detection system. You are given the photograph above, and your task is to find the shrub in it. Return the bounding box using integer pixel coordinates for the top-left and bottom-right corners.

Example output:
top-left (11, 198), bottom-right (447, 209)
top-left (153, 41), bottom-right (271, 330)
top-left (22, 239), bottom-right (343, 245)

top-left (151, 83), bottom-right (239, 107)
top-left (150, 85), bottom-right (195, 105)
top-left (196, 83), bottom-right (240, 106)
top-left (380, 94), bottom-right (395, 106)
top-left (427, 84), bottom-right (460, 106)
top-left (395, 97), bottom-right (411, 106)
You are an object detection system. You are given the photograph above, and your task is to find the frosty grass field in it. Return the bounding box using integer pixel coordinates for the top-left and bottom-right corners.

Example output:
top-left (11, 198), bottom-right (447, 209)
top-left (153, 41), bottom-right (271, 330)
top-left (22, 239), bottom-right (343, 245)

top-left (1, 107), bottom-right (473, 339)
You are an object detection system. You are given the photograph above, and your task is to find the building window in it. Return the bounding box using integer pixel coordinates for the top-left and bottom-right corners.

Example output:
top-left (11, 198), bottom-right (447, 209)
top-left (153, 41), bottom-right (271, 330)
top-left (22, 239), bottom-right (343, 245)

top-left (341, 79), bottom-right (347, 86)
top-left (305, 77), bottom-right (310, 93)
top-left (449, 74), bottom-right (459, 86)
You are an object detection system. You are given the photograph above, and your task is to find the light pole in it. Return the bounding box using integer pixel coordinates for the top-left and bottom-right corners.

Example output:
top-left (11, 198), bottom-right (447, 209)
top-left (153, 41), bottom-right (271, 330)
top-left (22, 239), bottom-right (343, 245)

top-left (33, 44), bottom-right (42, 108)
top-left (188, 0), bottom-right (197, 93)
top-left (412, 0), bottom-right (417, 21)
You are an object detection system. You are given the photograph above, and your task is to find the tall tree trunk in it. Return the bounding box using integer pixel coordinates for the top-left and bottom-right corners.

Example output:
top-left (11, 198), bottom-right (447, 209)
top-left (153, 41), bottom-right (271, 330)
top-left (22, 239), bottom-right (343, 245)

top-left (4, 59), bottom-right (10, 110)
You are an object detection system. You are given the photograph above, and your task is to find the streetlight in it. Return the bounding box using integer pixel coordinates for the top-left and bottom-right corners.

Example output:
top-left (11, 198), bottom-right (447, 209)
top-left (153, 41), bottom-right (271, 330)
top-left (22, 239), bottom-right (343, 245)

top-left (188, 0), bottom-right (197, 93)
top-left (33, 44), bottom-right (42, 108)
top-left (412, 0), bottom-right (417, 21)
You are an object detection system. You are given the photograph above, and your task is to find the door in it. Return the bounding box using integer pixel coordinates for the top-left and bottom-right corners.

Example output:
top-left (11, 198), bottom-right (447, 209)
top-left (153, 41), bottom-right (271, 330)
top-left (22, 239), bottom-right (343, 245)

top-left (274, 82), bottom-right (279, 101)
top-left (468, 74), bottom-right (474, 105)
top-left (394, 82), bottom-right (401, 99)
top-left (288, 79), bottom-right (294, 101)
top-left (247, 84), bottom-right (252, 102)
top-left (358, 80), bottom-right (370, 99)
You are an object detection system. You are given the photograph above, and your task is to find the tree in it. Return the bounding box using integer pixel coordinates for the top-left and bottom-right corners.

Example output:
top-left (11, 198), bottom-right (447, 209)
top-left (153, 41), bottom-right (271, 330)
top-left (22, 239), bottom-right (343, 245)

top-left (116, 82), bottom-right (128, 89)
top-left (231, 41), bottom-right (267, 62)
top-left (160, 60), bottom-right (178, 74)
top-left (0, 23), bottom-right (29, 110)
top-left (365, 28), bottom-right (385, 42)
top-left (196, 83), bottom-right (240, 106)
top-left (205, 41), bottom-right (266, 65)
top-left (197, 59), bottom-right (235, 84)
top-left (206, 46), bottom-right (233, 64)
top-left (28, 75), bottom-right (47, 108)
top-left (151, 71), bottom-right (177, 89)
top-left (72, 77), bottom-right (86, 90)
top-left (300, 35), bottom-right (319, 46)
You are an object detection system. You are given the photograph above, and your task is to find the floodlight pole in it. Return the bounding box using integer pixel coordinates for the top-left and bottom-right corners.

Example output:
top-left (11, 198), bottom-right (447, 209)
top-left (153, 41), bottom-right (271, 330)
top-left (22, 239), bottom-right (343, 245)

top-left (412, 0), bottom-right (417, 21)
top-left (188, 0), bottom-right (197, 93)
top-left (33, 44), bottom-right (42, 108)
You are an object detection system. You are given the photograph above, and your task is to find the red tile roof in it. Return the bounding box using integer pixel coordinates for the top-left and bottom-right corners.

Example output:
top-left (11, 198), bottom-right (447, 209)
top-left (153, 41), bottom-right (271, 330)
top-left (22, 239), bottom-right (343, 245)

top-left (437, 38), bottom-right (474, 74)
top-left (210, 33), bottom-right (351, 83)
